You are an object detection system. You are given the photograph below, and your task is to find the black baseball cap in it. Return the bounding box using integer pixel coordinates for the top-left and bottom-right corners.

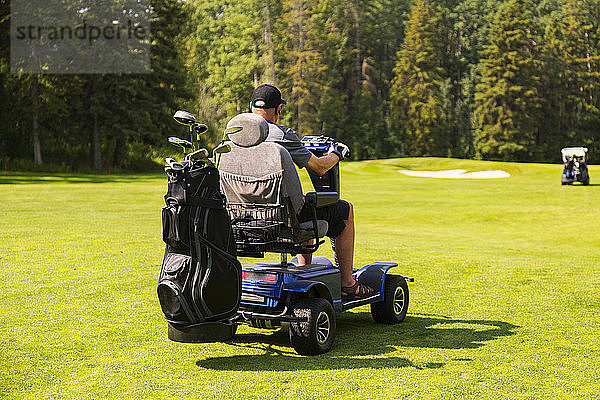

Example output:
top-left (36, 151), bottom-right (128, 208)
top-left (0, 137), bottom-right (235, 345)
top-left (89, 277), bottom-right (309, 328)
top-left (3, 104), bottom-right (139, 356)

top-left (251, 84), bottom-right (286, 109)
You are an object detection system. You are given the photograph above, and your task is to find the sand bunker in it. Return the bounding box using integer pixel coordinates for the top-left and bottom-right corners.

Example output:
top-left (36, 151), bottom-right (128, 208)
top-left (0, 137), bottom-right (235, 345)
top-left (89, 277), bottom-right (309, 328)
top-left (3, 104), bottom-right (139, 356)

top-left (399, 169), bottom-right (510, 179)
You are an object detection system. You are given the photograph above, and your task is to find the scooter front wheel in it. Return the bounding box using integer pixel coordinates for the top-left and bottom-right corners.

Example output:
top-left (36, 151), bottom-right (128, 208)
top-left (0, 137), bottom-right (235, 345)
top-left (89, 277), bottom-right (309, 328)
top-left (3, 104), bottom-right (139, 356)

top-left (371, 275), bottom-right (409, 324)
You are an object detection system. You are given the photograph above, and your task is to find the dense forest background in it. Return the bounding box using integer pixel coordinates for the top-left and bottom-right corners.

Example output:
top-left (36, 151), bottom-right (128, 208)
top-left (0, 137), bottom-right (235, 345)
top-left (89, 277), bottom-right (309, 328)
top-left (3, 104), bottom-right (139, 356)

top-left (0, 0), bottom-right (599, 172)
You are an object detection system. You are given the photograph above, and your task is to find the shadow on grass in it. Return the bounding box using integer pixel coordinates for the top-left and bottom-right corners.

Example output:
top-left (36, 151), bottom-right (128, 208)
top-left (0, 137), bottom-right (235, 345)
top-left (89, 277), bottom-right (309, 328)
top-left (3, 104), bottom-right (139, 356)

top-left (196, 313), bottom-right (517, 371)
top-left (397, 313), bottom-right (517, 349)
top-left (0, 173), bottom-right (162, 184)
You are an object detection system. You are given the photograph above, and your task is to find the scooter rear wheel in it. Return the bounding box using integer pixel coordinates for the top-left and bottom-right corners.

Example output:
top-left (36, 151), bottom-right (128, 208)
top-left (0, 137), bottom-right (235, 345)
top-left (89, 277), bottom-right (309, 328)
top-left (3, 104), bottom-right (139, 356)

top-left (289, 298), bottom-right (335, 355)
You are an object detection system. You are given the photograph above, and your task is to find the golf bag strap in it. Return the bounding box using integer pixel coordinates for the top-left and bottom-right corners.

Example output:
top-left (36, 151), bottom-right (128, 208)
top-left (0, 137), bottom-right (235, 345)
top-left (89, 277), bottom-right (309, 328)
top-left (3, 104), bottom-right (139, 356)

top-left (194, 231), bottom-right (240, 266)
top-left (183, 197), bottom-right (224, 209)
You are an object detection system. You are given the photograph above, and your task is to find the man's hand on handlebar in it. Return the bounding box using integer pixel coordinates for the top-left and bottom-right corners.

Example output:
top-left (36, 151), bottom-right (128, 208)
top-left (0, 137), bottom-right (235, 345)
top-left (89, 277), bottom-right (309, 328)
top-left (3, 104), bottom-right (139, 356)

top-left (328, 142), bottom-right (350, 161)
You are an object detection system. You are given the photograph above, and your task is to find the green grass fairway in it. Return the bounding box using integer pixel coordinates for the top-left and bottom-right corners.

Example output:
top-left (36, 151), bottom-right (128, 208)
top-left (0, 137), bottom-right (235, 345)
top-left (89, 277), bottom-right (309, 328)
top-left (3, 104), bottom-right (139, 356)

top-left (1, 158), bottom-right (599, 399)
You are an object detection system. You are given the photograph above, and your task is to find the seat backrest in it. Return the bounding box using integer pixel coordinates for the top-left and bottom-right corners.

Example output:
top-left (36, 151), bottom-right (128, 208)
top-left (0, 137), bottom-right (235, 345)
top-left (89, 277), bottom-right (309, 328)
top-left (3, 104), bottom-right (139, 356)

top-left (218, 113), bottom-right (304, 214)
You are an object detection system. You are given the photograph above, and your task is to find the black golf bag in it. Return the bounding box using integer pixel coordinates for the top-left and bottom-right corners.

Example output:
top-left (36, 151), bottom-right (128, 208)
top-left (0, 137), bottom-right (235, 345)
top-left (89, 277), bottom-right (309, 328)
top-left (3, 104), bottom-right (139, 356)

top-left (157, 160), bottom-right (241, 342)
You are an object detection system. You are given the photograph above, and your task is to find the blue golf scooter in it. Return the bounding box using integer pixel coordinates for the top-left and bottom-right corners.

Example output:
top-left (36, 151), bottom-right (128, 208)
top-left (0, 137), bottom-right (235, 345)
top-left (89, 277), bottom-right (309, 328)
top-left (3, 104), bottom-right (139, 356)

top-left (221, 127), bottom-right (413, 355)
top-left (159, 112), bottom-right (413, 355)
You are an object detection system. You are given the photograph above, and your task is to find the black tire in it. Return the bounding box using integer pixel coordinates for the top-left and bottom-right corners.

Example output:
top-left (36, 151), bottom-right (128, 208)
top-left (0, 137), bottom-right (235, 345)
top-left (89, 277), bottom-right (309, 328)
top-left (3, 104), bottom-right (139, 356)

top-left (289, 298), bottom-right (335, 355)
top-left (583, 176), bottom-right (590, 186)
top-left (371, 275), bottom-right (409, 324)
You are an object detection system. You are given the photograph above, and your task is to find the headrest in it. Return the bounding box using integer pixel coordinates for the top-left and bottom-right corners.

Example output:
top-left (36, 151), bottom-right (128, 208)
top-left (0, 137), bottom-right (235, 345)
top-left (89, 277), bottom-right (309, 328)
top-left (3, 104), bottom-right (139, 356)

top-left (225, 113), bottom-right (269, 147)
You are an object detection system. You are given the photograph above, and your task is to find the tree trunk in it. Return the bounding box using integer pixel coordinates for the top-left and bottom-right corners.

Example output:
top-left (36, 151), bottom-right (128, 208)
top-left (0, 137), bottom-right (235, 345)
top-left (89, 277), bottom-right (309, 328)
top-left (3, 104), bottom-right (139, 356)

top-left (113, 136), bottom-right (126, 168)
top-left (92, 112), bottom-right (102, 173)
top-left (264, 1), bottom-right (276, 83)
top-left (297, 0), bottom-right (304, 136)
top-left (85, 79), bottom-right (94, 169)
top-left (351, 1), bottom-right (363, 90)
top-left (32, 75), bottom-right (43, 165)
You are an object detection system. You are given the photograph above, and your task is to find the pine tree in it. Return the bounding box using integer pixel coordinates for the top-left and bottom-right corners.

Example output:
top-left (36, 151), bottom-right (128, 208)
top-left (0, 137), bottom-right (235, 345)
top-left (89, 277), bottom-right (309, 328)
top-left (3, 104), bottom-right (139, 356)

top-left (280, 0), bottom-right (329, 137)
top-left (475, 0), bottom-right (543, 161)
top-left (390, 0), bottom-right (449, 157)
top-left (184, 0), bottom-right (275, 144)
top-left (206, 0), bottom-right (266, 115)
top-left (561, 0), bottom-right (600, 149)
top-left (540, 11), bottom-right (571, 161)
top-left (440, 0), bottom-right (503, 158)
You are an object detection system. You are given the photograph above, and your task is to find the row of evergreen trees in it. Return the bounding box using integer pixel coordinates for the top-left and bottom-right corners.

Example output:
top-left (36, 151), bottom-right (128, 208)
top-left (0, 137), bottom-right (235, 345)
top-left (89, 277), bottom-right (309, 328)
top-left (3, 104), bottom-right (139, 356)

top-left (0, 0), bottom-right (189, 171)
top-left (1, 0), bottom-right (599, 172)
top-left (394, 0), bottom-right (600, 161)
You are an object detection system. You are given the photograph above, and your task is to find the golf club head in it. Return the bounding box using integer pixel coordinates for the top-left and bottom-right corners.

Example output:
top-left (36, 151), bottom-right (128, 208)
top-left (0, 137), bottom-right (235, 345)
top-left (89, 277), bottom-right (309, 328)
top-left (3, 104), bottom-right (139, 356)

top-left (223, 125), bottom-right (243, 140)
top-left (185, 148), bottom-right (210, 162)
top-left (173, 110), bottom-right (196, 126)
top-left (164, 157), bottom-right (185, 172)
top-left (165, 157), bottom-right (176, 165)
top-left (213, 142), bottom-right (232, 155)
top-left (168, 136), bottom-right (193, 150)
top-left (211, 142), bottom-right (231, 168)
top-left (195, 123), bottom-right (208, 135)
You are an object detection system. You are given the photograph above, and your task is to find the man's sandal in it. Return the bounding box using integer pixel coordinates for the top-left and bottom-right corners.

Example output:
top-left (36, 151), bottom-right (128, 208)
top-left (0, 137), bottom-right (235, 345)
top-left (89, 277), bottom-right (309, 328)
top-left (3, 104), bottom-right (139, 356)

top-left (341, 280), bottom-right (375, 300)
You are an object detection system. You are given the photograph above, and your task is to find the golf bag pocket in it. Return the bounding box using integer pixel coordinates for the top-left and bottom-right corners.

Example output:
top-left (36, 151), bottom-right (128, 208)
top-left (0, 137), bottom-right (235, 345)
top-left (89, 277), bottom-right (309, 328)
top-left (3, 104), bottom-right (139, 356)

top-left (162, 205), bottom-right (191, 251)
top-left (157, 252), bottom-right (198, 324)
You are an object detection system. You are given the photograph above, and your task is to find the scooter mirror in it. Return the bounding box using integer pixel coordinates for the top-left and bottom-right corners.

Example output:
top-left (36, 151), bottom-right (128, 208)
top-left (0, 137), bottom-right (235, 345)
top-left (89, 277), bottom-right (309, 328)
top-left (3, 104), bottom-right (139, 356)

top-left (173, 110), bottom-right (196, 126)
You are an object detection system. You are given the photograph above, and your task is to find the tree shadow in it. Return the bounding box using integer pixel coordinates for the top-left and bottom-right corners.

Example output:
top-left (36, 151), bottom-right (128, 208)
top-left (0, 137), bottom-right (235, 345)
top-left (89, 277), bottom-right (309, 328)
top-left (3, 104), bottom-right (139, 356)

top-left (394, 313), bottom-right (517, 349)
top-left (196, 313), bottom-right (518, 371)
top-left (0, 173), bottom-right (161, 185)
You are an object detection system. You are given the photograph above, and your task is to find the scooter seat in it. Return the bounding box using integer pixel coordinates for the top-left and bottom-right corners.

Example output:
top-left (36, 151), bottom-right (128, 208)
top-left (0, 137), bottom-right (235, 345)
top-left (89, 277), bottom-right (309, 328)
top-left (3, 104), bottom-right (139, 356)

top-left (295, 220), bottom-right (329, 242)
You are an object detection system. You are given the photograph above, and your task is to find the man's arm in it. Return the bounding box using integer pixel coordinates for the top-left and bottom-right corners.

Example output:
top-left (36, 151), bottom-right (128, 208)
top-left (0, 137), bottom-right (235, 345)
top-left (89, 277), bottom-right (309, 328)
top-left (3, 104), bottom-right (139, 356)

top-left (306, 153), bottom-right (340, 177)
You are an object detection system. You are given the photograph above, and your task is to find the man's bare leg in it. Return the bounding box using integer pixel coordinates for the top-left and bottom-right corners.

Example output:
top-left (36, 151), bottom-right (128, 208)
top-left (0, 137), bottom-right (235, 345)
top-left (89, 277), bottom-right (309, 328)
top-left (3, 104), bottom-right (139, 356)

top-left (298, 203), bottom-right (356, 290)
top-left (296, 241), bottom-right (313, 265)
top-left (335, 202), bottom-right (355, 287)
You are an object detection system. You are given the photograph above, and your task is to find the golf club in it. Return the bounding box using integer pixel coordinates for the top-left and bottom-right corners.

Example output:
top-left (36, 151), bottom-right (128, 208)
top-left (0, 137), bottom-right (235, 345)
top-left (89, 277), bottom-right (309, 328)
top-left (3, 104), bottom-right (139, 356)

top-left (185, 148), bottom-right (210, 162)
top-left (211, 142), bottom-right (232, 167)
top-left (168, 136), bottom-right (193, 156)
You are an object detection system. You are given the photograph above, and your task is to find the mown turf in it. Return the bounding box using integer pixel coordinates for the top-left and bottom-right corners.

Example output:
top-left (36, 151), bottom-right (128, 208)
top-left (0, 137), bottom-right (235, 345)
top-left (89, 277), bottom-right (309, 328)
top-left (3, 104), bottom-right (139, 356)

top-left (1, 158), bottom-right (599, 399)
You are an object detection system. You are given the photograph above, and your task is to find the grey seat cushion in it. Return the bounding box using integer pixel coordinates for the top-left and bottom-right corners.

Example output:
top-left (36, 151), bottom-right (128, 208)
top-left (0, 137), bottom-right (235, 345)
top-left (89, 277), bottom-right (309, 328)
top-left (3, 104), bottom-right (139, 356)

top-left (226, 113), bottom-right (269, 147)
top-left (296, 220), bottom-right (329, 242)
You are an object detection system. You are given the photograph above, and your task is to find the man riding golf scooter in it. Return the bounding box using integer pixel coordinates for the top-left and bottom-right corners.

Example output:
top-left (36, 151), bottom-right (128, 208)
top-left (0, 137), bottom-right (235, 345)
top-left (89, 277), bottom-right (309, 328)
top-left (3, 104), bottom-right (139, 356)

top-left (249, 84), bottom-right (375, 300)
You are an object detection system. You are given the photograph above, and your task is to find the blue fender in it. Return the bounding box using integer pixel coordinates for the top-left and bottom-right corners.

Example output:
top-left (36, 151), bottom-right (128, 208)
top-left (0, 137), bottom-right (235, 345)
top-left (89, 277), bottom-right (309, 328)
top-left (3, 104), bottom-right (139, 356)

top-left (354, 262), bottom-right (400, 302)
top-left (283, 280), bottom-right (333, 303)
